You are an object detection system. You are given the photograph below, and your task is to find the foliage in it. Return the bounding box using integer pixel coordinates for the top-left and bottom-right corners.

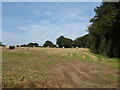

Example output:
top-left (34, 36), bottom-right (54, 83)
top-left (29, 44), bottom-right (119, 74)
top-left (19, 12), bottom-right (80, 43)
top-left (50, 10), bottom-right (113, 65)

top-left (34, 43), bottom-right (39, 47)
top-left (72, 34), bottom-right (90, 48)
top-left (52, 44), bottom-right (57, 47)
top-left (43, 40), bottom-right (54, 47)
top-left (27, 42), bottom-right (34, 47)
top-left (16, 45), bottom-right (19, 47)
top-left (56, 36), bottom-right (73, 48)
top-left (20, 44), bottom-right (27, 47)
top-left (21, 42), bottom-right (39, 47)
top-left (88, 2), bottom-right (120, 58)
top-left (0, 42), bottom-right (1, 46)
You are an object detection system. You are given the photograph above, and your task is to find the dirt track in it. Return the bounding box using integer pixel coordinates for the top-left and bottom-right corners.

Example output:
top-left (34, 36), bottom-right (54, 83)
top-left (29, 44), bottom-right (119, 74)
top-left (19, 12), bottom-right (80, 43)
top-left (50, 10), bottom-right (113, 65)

top-left (42, 57), bottom-right (117, 88)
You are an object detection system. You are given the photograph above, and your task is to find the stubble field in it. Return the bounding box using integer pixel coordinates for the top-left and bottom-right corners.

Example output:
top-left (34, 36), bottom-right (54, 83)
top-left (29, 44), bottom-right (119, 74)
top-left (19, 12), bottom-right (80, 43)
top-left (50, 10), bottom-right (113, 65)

top-left (2, 47), bottom-right (119, 88)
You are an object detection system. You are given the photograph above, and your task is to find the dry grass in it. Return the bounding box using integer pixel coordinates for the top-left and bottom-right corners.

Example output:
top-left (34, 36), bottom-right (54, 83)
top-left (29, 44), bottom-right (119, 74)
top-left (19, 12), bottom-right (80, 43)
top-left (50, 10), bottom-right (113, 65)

top-left (2, 47), bottom-right (119, 88)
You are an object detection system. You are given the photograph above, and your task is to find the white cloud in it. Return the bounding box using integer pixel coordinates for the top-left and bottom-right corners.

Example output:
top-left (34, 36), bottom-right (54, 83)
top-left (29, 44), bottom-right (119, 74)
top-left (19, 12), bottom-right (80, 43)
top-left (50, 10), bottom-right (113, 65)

top-left (33, 9), bottom-right (88, 22)
top-left (33, 11), bottom-right (41, 16)
top-left (17, 19), bottom-right (89, 43)
top-left (33, 10), bottom-right (53, 16)
top-left (63, 10), bottom-right (81, 19)
top-left (2, 30), bottom-right (30, 45)
top-left (56, 10), bottom-right (89, 22)
top-left (51, 17), bottom-right (56, 20)
top-left (44, 11), bottom-right (52, 16)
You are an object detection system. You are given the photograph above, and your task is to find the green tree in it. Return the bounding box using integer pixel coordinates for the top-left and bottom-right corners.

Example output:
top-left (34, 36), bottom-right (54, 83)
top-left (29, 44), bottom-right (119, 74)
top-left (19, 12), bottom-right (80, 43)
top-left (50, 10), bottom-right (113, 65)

top-left (16, 45), bottom-right (19, 47)
top-left (56, 36), bottom-right (73, 48)
top-left (34, 43), bottom-right (39, 47)
top-left (43, 40), bottom-right (54, 47)
top-left (72, 34), bottom-right (90, 48)
top-left (52, 44), bottom-right (57, 48)
top-left (88, 2), bottom-right (120, 58)
top-left (0, 42), bottom-right (2, 46)
top-left (20, 44), bottom-right (27, 47)
top-left (56, 36), bottom-right (64, 48)
top-left (27, 42), bottom-right (34, 47)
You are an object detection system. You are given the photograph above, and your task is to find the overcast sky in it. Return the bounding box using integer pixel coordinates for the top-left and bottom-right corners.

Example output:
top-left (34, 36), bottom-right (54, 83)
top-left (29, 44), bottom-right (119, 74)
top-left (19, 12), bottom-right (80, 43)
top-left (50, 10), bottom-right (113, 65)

top-left (2, 2), bottom-right (101, 46)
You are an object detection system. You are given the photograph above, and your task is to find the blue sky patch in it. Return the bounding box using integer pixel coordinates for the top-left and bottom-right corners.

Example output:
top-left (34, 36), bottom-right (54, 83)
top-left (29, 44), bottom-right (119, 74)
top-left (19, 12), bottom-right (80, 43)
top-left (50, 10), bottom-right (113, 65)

top-left (2, 2), bottom-right (101, 46)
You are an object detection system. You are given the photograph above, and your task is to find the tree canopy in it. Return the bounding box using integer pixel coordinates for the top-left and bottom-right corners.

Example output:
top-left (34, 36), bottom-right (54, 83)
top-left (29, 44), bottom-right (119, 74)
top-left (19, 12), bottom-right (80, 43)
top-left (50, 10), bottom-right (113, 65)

top-left (43, 40), bottom-right (54, 47)
top-left (88, 2), bottom-right (120, 58)
top-left (20, 42), bottom-right (39, 47)
top-left (56, 36), bottom-right (73, 48)
top-left (27, 42), bottom-right (39, 47)
top-left (72, 34), bottom-right (90, 48)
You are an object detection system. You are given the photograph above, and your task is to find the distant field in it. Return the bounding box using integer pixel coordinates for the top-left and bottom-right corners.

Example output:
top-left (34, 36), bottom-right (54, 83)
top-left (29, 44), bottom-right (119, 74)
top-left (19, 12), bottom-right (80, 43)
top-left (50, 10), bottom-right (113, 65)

top-left (2, 47), bottom-right (119, 88)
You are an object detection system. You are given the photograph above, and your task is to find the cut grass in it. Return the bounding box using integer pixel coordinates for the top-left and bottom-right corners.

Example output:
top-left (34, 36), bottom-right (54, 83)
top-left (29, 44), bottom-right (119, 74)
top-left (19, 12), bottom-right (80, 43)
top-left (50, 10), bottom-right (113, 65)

top-left (33, 66), bottom-right (42, 71)
top-left (93, 54), bottom-right (120, 69)
top-left (2, 47), bottom-right (118, 88)
top-left (71, 52), bottom-right (79, 58)
top-left (103, 74), bottom-right (118, 82)
top-left (84, 54), bottom-right (91, 61)
top-left (41, 61), bottom-right (53, 66)
top-left (94, 54), bottom-right (119, 62)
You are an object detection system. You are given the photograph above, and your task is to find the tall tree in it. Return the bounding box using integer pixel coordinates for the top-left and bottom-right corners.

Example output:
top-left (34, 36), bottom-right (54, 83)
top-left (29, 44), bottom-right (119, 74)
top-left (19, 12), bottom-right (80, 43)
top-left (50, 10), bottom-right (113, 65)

top-left (72, 34), bottom-right (90, 48)
top-left (56, 36), bottom-right (73, 48)
top-left (88, 2), bottom-right (120, 58)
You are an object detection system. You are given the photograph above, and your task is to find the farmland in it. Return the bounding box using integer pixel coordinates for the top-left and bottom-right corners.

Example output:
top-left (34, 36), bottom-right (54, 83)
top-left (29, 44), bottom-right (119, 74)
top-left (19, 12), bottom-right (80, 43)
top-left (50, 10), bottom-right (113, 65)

top-left (2, 47), bottom-right (119, 88)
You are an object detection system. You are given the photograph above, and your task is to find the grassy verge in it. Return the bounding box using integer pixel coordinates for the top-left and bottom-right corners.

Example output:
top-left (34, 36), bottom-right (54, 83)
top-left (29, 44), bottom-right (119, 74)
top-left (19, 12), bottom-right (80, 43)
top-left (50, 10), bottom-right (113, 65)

top-left (94, 54), bottom-right (120, 69)
top-left (48, 49), bottom-right (119, 69)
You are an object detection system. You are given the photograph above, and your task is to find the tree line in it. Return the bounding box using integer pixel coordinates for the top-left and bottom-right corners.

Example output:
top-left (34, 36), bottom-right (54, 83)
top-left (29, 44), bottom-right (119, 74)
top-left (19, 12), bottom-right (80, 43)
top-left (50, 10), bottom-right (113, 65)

top-left (0, 35), bottom-right (89, 49)
top-left (43, 35), bottom-right (90, 48)
top-left (88, 2), bottom-right (120, 58)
